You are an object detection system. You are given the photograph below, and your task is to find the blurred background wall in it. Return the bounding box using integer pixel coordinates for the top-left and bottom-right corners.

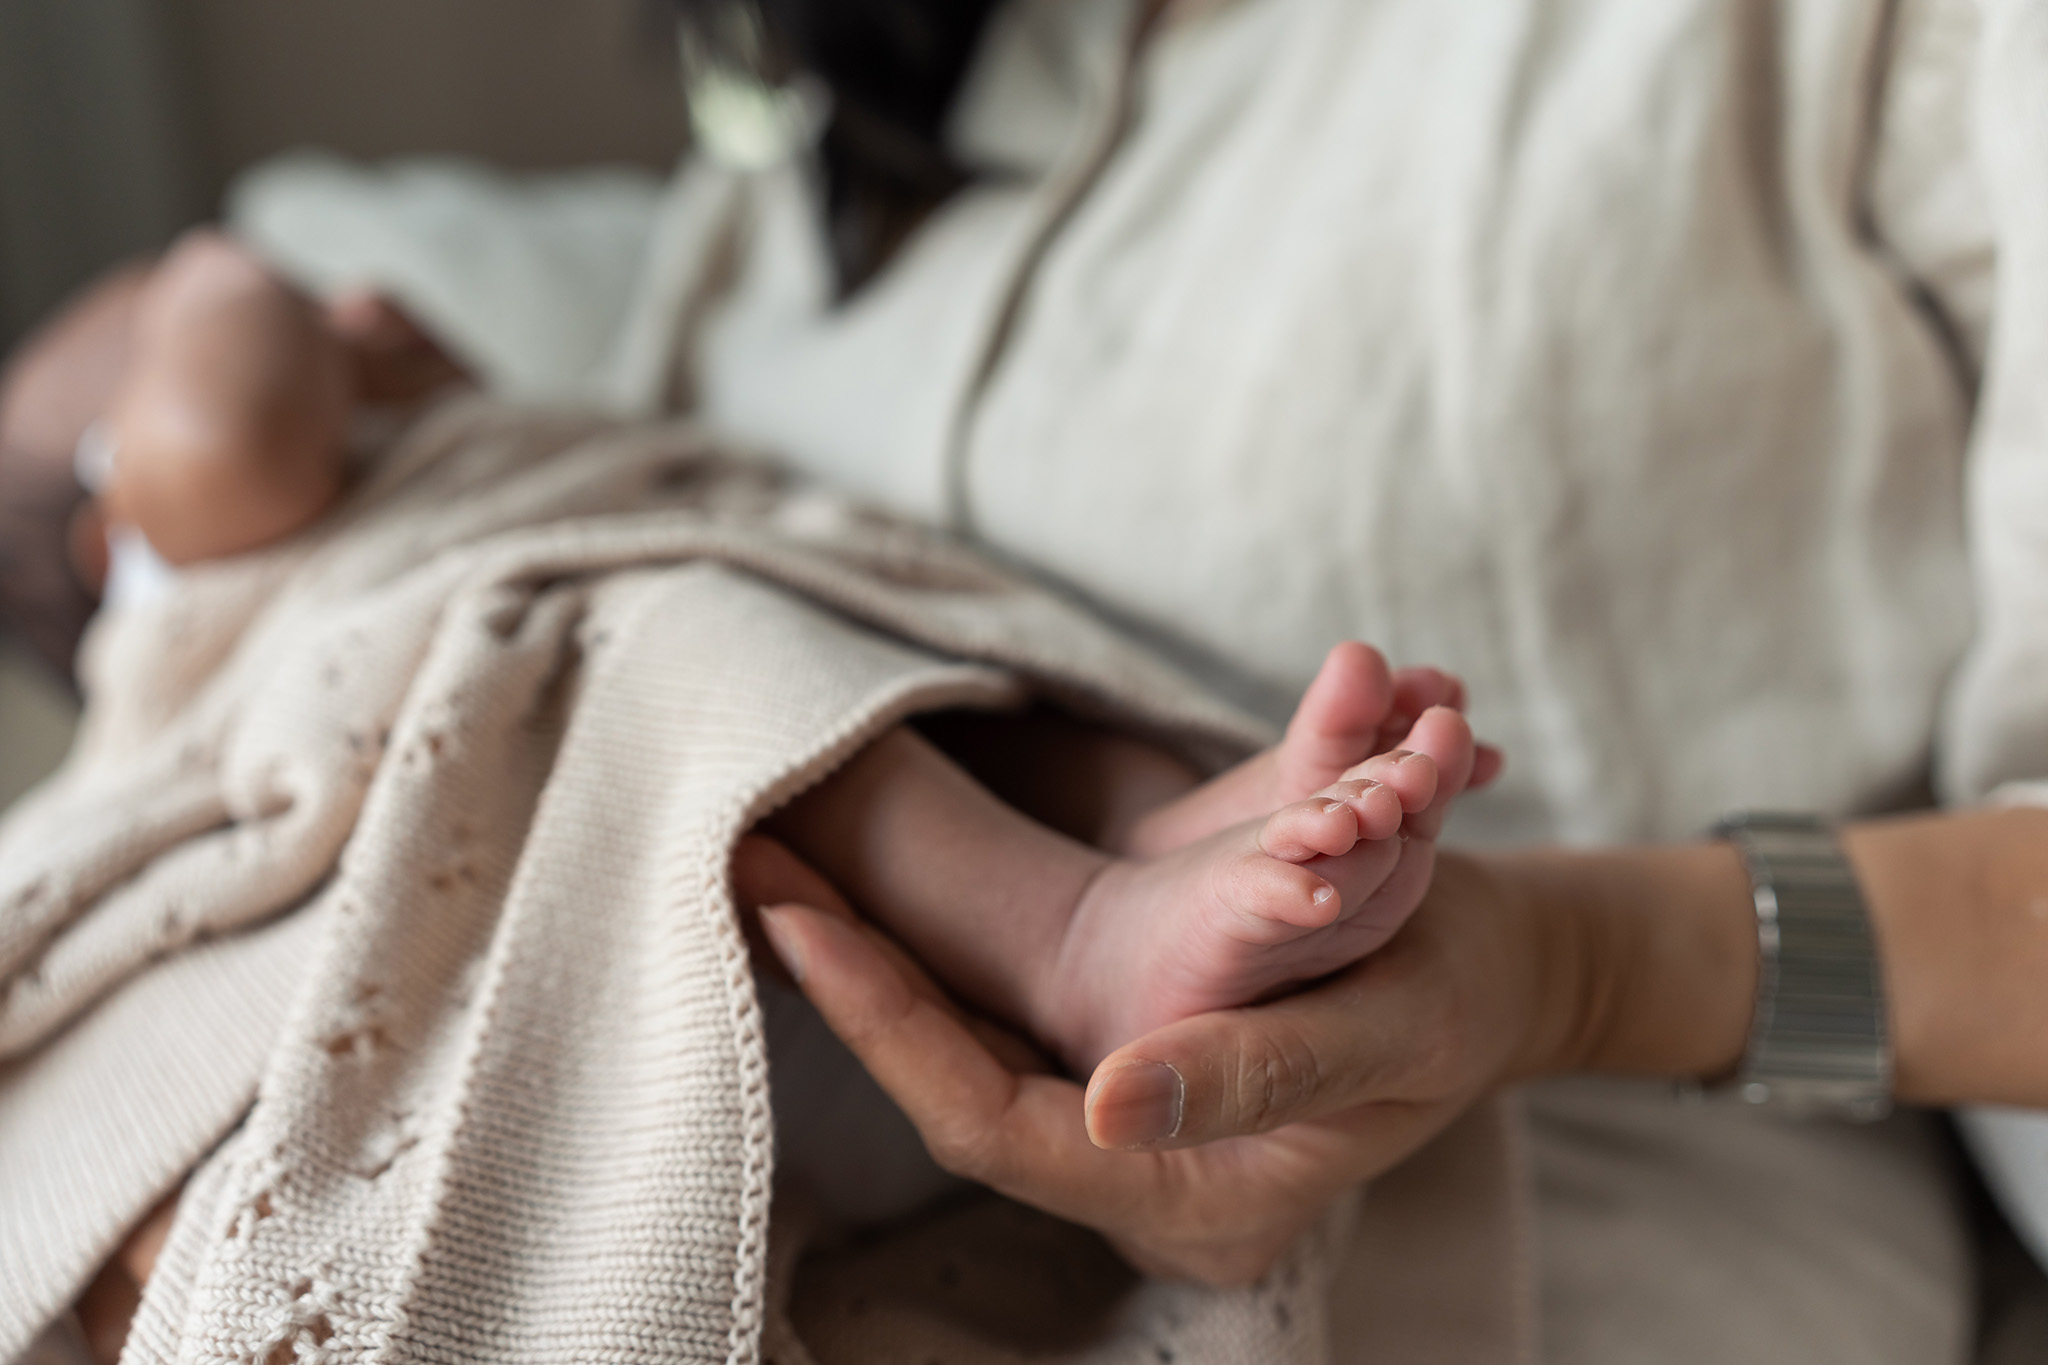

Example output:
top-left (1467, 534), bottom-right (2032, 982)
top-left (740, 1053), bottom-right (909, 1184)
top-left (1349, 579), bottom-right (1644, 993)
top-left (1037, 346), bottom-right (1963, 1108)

top-left (0, 0), bottom-right (688, 808)
top-left (0, 0), bottom-right (199, 354)
top-left (0, 0), bottom-right (686, 354)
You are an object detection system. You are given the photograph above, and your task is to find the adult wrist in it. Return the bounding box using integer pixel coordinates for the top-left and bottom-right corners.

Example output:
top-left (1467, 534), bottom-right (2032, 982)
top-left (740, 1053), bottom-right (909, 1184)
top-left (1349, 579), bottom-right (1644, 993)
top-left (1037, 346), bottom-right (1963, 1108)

top-left (1479, 843), bottom-right (1756, 1086)
top-left (1449, 848), bottom-right (1614, 1085)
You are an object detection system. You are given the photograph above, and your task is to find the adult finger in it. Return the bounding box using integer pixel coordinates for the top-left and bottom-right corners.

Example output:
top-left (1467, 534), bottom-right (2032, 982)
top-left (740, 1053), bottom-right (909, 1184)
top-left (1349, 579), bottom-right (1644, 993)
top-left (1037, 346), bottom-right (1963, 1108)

top-left (736, 835), bottom-right (1052, 1073)
top-left (1081, 968), bottom-right (1415, 1148)
top-left (770, 902), bottom-right (1486, 1287)
top-left (731, 833), bottom-right (858, 920)
top-left (730, 833), bottom-right (857, 987)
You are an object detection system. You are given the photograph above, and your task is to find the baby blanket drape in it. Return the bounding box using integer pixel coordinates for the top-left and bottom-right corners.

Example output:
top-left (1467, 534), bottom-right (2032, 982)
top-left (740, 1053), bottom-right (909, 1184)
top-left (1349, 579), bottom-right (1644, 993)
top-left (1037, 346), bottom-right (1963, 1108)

top-left (0, 399), bottom-right (1525, 1364)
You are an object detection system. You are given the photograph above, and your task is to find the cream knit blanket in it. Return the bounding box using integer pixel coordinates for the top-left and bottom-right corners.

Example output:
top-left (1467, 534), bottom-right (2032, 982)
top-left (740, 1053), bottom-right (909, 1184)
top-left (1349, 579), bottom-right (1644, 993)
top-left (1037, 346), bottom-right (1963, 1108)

top-left (0, 399), bottom-right (1533, 1364)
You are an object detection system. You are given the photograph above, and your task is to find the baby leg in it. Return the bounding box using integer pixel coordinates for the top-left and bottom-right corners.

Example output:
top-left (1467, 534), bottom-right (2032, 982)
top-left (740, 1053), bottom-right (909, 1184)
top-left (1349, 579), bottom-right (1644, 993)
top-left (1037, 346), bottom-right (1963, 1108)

top-left (909, 706), bottom-right (1209, 850)
top-left (767, 726), bottom-right (1109, 1038)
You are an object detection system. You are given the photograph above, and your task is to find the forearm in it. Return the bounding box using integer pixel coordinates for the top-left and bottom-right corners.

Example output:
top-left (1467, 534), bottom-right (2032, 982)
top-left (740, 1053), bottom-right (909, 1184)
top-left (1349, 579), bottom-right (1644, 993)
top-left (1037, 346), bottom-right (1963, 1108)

top-left (1485, 839), bottom-right (1755, 1086)
top-left (1841, 806), bottom-right (2048, 1106)
top-left (1490, 804), bottom-right (2048, 1108)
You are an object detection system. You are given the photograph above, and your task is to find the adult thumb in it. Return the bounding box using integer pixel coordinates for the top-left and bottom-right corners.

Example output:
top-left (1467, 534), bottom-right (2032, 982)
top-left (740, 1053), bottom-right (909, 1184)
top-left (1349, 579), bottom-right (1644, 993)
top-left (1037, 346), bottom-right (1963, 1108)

top-left (1083, 979), bottom-right (1396, 1149)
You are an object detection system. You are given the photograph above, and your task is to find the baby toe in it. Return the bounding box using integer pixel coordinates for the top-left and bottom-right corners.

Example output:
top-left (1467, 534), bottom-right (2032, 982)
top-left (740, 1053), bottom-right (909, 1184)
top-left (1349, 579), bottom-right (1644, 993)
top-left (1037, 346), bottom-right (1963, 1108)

top-left (1389, 667), bottom-right (1462, 721)
top-left (1328, 776), bottom-right (1406, 839)
top-left (1276, 642), bottom-right (1395, 793)
top-left (1384, 707), bottom-right (1477, 840)
top-left (1258, 794), bottom-right (1366, 862)
top-left (1307, 834), bottom-right (1406, 922)
top-left (1342, 749), bottom-right (1439, 814)
top-left (1213, 850), bottom-right (1345, 939)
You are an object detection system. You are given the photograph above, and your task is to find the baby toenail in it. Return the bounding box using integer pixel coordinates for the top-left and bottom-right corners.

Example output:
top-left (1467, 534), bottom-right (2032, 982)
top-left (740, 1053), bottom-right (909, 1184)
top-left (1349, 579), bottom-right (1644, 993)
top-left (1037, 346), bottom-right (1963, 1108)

top-left (1312, 885), bottom-right (1337, 905)
top-left (1318, 799), bottom-right (1346, 814)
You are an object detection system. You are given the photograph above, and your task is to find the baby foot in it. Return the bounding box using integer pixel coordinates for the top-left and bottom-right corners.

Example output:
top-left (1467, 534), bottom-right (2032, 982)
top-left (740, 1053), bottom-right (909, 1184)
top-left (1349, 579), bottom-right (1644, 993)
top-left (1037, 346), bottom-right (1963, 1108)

top-left (1121, 641), bottom-right (1478, 858)
top-left (1035, 705), bottom-right (1479, 1072)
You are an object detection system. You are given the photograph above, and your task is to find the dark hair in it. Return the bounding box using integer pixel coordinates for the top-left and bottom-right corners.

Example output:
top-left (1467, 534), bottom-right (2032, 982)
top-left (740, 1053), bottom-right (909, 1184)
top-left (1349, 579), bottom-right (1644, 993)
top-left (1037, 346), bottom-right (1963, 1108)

top-left (674, 0), bottom-right (1003, 294)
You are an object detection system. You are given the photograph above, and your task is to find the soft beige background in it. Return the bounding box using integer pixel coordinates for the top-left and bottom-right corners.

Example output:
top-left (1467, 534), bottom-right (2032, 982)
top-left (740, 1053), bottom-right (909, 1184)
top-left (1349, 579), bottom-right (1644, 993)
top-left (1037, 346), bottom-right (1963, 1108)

top-left (0, 0), bottom-right (684, 349)
top-left (170, 0), bottom-right (685, 192)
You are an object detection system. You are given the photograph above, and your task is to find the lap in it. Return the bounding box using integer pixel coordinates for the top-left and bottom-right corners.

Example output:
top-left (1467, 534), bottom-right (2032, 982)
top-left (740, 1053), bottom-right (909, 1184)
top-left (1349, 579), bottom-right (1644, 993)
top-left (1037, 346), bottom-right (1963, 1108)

top-left (1526, 1077), bottom-right (1973, 1365)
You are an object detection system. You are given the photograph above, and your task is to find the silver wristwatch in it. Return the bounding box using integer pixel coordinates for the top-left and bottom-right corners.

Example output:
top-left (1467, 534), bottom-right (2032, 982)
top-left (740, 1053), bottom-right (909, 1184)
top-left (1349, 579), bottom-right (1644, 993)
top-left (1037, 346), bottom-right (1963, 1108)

top-left (1700, 812), bottom-right (1892, 1120)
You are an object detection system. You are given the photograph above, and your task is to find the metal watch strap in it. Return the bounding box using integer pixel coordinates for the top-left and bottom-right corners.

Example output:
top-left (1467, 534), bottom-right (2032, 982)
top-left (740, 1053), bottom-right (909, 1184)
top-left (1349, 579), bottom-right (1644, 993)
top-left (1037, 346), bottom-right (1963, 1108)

top-left (1712, 812), bottom-right (1892, 1120)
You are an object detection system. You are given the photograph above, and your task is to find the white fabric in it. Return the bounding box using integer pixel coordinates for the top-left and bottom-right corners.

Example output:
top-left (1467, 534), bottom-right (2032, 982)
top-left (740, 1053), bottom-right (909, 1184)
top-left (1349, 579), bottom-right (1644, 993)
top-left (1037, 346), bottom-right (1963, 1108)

top-left (72, 422), bottom-right (179, 611)
top-left (229, 153), bottom-right (667, 404)
top-left (680, 0), bottom-right (1996, 1348)
top-left (1966, 1106), bottom-right (2048, 1272)
top-left (98, 527), bottom-right (176, 610)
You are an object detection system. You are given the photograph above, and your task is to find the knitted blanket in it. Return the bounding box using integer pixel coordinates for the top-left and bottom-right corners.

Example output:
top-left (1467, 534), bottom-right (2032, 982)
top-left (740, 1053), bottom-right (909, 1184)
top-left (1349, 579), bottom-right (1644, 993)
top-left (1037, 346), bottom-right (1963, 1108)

top-left (0, 398), bottom-right (1526, 1364)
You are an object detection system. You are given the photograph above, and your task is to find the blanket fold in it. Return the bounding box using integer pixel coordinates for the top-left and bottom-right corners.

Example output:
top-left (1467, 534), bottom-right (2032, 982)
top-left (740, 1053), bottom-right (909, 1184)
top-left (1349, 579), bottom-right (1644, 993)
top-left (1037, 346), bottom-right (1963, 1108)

top-left (0, 398), bottom-right (1523, 1364)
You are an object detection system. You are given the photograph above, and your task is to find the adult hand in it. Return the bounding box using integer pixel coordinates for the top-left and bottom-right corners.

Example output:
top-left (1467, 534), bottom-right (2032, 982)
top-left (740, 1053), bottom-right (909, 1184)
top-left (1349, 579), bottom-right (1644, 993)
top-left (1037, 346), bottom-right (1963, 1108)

top-left (735, 835), bottom-right (1561, 1285)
